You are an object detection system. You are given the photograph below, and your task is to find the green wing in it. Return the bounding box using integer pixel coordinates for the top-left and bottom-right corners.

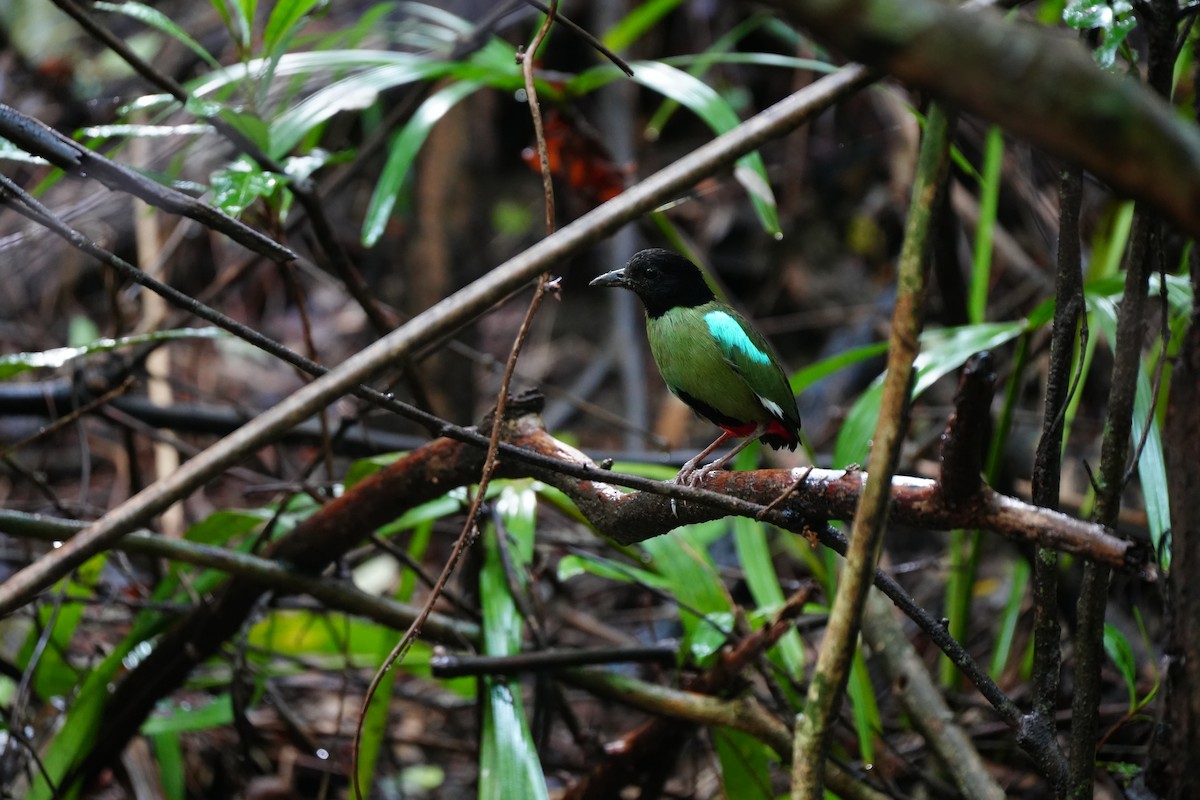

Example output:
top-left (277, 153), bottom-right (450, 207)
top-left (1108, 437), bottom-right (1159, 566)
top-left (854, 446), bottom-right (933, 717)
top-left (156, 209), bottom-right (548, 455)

top-left (646, 302), bottom-right (800, 431)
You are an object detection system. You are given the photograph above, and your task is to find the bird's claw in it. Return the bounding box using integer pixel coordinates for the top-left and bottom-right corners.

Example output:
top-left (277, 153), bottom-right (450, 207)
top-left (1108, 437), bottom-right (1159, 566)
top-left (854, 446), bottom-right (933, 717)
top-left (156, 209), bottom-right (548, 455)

top-left (668, 462), bottom-right (723, 517)
top-left (675, 461), bottom-right (722, 486)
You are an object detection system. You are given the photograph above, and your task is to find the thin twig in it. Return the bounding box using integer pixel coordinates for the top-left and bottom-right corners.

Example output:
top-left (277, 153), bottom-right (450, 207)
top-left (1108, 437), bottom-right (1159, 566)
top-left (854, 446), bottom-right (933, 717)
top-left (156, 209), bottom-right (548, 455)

top-left (49, 0), bottom-right (399, 337)
top-left (351, 6), bottom-right (562, 798)
top-left (521, 0), bottom-right (634, 76)
top-left (0, 377), bottom-right (134, 460)
top-left (0, 103), bottom-right (293, 264)
top-left (1027, 159), bottom-right (1085, 793)
top-left (0, 65), bottom-right (876, 619)
top-left (791, 103), bottom-right (955, 799)
top-left (0, 510), bottom-right (479, 644)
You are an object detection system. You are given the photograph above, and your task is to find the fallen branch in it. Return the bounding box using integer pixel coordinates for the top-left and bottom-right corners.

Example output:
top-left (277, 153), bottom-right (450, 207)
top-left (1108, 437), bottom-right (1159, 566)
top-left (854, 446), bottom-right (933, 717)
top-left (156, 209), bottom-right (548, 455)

top-left (40, 393), bottom-right (1148, 790)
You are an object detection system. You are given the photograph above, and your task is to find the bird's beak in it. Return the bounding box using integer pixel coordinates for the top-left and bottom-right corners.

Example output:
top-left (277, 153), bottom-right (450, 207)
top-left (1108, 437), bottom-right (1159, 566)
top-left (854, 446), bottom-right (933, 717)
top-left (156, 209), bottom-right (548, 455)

top-left (589, 268), bottom-right (628, 288)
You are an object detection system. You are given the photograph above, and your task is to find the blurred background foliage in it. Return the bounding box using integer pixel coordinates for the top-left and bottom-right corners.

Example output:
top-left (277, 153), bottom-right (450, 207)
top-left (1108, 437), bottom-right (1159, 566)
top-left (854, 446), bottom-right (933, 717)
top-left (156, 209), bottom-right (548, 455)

top-left (0, 0), bottom-right (1184, 797)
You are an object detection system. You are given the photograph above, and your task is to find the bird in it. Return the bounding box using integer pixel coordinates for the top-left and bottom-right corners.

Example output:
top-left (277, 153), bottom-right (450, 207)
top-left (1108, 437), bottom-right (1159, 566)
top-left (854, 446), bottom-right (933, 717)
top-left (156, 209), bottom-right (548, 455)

top-left (590, 248), bottom-right (801, 483)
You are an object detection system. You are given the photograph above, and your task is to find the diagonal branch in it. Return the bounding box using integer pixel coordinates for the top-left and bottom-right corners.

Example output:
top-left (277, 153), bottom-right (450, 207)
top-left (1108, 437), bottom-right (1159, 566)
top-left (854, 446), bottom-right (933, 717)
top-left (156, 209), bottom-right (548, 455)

top-left (45, 401), bottom-right (1145, 789)
top-left (0, 64), bottom-right (876, 618)
top-left (791, 101), bottom-right (954, 799)
top-left (768, 0), bottom-right (1200, 236)
top-left (0, 103), bottom-right (294, 264)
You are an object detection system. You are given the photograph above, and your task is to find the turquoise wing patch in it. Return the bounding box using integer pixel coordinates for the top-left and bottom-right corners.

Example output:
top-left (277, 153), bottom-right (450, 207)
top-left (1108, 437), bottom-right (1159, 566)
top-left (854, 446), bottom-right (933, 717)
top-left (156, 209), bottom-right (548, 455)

top-left (703, 310), bottom-right (770, 365)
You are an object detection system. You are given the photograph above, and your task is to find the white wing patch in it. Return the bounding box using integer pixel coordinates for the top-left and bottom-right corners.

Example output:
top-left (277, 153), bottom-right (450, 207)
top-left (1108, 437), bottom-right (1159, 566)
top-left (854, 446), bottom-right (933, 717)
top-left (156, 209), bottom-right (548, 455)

top-left (703, 310), bottom-right (770, 365)
top-left (756, 394), bottom-right (786, 420)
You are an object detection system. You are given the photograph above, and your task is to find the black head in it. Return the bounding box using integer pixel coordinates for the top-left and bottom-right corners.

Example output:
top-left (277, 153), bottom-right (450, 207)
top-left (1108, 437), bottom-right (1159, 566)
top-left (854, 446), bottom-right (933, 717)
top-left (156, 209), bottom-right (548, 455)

top-left (589, 248), bottom-right (715, 317)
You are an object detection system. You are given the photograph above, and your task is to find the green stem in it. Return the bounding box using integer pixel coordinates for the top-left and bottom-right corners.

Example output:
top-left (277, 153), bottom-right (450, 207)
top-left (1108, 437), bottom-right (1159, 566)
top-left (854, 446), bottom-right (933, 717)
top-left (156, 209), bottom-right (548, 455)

top-left (790, 103), bottom-right (955, 799)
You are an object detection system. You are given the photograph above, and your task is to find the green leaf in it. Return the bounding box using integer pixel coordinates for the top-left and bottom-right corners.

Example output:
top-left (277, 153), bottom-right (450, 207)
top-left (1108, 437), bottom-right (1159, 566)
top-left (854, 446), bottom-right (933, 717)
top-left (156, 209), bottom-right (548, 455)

top-left (1063, 0), bottom-right (1137, 70)
top-left (989, 558), bottom-right (1030, 676)
top-left (264, 0), bottom-right (323, 56)
top-left (211, 155), bottom-right (281, 216)
top-left (848, 650), bottom-right (879, 761)
top-left (1087, 291), bottom-right (1172, 567)
top-left (265, 40), bottom-right (519, 159)
top-left (184, 508), bottom-right (273, 546)
top-left (28, 645), bottom-right (133, 800)
top-left (478, 678), bottom-right (548, 800)
top-left (646, 11), bottom-right (813, 139)
top-left (556, 552), bottom-right (670, 589)
top-left (283, 147), bottom-right (336, 183)
top-left (141, 695), bottom-right (234, 735)
top-left (359, 518), bottom-right (434, 790)
top-left (569, 61), bottom-right (780, 236)
top-left (362, 80), bottom-right (481, 246)
top-left (732, 517), bottom-right (805, 681)
top-left (969, 126), bottom-right (1004, 324)
top-left (713, 728), bottom-right (775, 799)
top-left (478, 484), bottom-right (548, 800)
top-left (482, 484), bottom-right (537, 656)
top-left (631, 62), bottom-right (779, 236)
top-left (95, 1), bottom-right (223, 70)
top-left (790, 340), bottom-right (889, 395)
top-left (18, 571), bottom-right (96, 700)
top-left (218, 108), bottom-right (272, 152)
top-left (642, 524), bottom-right (735, 666)
top-left (269, 58), bottom-right (445, 156)
top-left (0, 327), bottom-right (225, 381)
top-left (1063, 0), bottom-right (1115, 28)
top-left (1103, 622), bottom-right (1138, 711)
top-left (602, 0), bottom-right (686, 52)
top-left (1133, 357), bottom-right (1170, 568)
top-left (78, 123), bottom-right (213, 140)
top-left (375, 486), bottom-right (506, 537)
top-left (151, 732), bottom-right (186, 800)
top-left (834, 322), bottom-right (1026, 466)
top-left (662, 52), bottom-right (838, 73)
top-left (236, 0), bottom-right (258, 46)
top-left (67, 315), bottom-right (100, 347)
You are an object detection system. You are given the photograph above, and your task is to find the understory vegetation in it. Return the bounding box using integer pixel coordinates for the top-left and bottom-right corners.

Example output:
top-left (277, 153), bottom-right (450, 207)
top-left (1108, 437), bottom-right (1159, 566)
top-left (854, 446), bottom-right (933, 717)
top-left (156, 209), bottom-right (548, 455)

top-left (0, 1), bottom-right (1196, 798)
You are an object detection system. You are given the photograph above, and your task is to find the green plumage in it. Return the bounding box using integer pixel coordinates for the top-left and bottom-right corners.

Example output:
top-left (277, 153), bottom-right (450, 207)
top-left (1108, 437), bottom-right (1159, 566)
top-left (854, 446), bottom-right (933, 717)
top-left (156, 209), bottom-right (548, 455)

top-left (648, 302), bottom-right (800, 444)
top-left (590, 248), bottom-right (801, 457)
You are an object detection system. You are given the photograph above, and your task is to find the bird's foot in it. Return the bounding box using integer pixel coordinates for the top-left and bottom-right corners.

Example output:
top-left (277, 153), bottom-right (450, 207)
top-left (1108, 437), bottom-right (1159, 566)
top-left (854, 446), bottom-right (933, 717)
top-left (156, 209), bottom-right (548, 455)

top-left (672, 462), bottom-right (711, 488)
top-left (669, 460), bottom-right (702, 516)
top-left (675, 460), bottom-right (727, 486)
top-left (669, 456), bottom-right (733, 515)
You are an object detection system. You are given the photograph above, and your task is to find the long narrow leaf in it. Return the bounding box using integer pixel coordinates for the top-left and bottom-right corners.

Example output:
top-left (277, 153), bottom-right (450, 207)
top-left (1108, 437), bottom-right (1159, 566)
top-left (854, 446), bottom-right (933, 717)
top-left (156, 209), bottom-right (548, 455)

top-left (569, 61), bottom-right (781, 236)
top-left (968, 126), bottom-right (1004, 324)
top-left (732, 515), bottom-right (805, 681)
top-left (1089, 294), bottom-right (1171, 566)
top-left (264, 0), bottom-right (322, 56)
top-left (641, 524), bottom-right (735, 665)
top-left (0, 327), bottom-right (225, 381)
top-left (95, 2), bottom-right (223, 70)
top-left (362, 80), bottom-right (481, 246)
top-left (834, 322), bottom-right (1026, 466)
top-left (713, 727), bottom-right (776, 799)
top-left (602, 0), bottom-right (687, 52)
top-left (479, 484), bottom-right (547, 800)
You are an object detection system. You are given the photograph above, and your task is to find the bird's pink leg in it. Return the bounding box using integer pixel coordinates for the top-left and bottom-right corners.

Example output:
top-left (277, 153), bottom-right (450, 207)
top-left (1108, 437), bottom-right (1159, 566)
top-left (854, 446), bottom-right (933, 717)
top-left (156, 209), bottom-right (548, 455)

top-left (674, 424), bottom-right (767, 486)
top-left (699, 424), bottom-right (767, 474)
top-left (674, 430), bottom-right (737, 485)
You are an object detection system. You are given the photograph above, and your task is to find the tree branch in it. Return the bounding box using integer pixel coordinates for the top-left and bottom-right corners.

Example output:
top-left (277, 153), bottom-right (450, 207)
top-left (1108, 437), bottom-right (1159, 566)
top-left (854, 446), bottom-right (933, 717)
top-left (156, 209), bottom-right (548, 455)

top-left (0, 64), bottom-right (875, 618)
top-left (768, 0), bottom-right (1200, 237)
top-left (43, 398), bottom-right (1143, 787)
